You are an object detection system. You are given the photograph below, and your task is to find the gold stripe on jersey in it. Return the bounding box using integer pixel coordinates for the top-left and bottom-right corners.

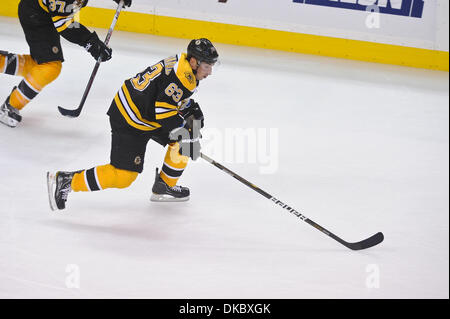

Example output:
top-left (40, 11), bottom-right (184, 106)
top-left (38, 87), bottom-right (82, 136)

top-left (154, 101), bottom-right (178, 120)
top-left (114, 94), bottom-right (157, 131)
top-left (155, 101), bottom-right (177, 110)
top-left (114, 84), bottom-right (161, 131)
top-left (155, 110), bottom-right (178, 120)
top-left (121, 84), bottom-right (157, 126)
top-left (38, 0), bottom-right (50, 13)
top-left (174, 53), bottom-right (197, 93)
top-left (52, 15), bottom-right (75, 32)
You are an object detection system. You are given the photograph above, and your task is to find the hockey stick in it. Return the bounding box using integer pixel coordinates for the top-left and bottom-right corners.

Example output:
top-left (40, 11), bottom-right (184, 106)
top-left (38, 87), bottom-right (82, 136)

top-left (58, 0), bottom-right (124, 118)
top-left (200, 153), bottom-right (384, 250)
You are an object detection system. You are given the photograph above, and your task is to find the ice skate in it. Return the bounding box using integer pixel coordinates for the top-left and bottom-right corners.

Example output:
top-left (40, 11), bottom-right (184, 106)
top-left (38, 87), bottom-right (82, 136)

top-left (47, 171), bottom-right (78, 211)
top-left (0, 96), bottom-right (22, 128)
top-left (150, 168), bottom-right (190, 202)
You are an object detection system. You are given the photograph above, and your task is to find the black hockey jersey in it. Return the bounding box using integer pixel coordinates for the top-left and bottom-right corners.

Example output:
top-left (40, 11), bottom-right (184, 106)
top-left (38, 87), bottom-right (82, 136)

top-left (21, 0), bottom-right (91, 45)
top-left (108, 53), bottom-right (198, 132)
top-left (36, 0), bottom-right (89, 32)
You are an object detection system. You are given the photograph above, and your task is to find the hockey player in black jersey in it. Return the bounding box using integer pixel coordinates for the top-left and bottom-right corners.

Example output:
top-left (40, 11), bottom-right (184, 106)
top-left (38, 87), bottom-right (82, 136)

top-left (47, 38), bottom-right (219, 210)
top-left (0, 0), bottom-right (132, 128)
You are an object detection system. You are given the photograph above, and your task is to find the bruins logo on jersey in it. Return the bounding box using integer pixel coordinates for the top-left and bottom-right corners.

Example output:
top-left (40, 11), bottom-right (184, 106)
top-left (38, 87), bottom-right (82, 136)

top-left (185, 72), bottom-right (195, 85)
top-left (134, 156), bottom-right (142, 165)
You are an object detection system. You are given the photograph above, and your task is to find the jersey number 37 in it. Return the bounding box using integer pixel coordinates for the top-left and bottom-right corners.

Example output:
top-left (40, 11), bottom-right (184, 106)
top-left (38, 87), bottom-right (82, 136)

top-left (48, 0), bottom-right (67, 13)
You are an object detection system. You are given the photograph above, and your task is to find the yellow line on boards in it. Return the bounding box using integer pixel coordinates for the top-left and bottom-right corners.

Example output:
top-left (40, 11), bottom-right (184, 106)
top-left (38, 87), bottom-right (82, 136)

top-left (0, 1), bottom-right (448, 71)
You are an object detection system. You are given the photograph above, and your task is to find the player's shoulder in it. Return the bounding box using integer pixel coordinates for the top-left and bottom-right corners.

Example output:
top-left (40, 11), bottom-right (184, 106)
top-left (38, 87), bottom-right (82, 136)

top-left (39, 0), bottom-right (88, 15)
top-left (165, 53), bottom-right (197, 93)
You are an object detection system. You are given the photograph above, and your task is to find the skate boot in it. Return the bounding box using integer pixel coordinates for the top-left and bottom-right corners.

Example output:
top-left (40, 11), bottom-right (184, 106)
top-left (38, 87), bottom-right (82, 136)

top-left (150, 168), bottom-right (190, 202)
top-left (47, 171), bottom-right (79, 211)
top-left (0, 95), bottom-right (22, 128)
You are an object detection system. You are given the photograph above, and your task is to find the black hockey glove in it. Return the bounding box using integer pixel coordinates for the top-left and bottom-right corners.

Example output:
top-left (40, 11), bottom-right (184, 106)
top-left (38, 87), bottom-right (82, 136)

top-left (85, 32), bottom-right (112, 62)
top-left (169, 119), bottom-right (202, 161)
top-left (180, 100), bottom-right (204, 129)
top-left (113, 0), bottom-right (132, 7)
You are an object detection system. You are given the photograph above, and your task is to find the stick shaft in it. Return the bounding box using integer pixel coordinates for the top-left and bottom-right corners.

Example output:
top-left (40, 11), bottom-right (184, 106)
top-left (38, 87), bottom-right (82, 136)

top-left (200, 153), bottom-right (309, 220)
top-left (58, 1), bottom-right (124, 117)
top-left (200, 153), bottom-right (383, 250)
top-left (78, 1), bottom-right (123, 108)
top-left (102, 0), bottom-right (124, 47)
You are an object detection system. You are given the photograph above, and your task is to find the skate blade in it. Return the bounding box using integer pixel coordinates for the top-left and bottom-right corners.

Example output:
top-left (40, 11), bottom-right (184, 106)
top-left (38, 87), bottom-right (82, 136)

top-left (150, 194), bottom-right (190, 202)
top-left (46, 172), bottom-right (58, 211)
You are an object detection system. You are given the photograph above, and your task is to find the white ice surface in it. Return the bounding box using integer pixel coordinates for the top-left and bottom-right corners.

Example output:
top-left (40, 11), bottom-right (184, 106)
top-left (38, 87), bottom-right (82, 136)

top-left (0, 16), bottom-right (448, 299)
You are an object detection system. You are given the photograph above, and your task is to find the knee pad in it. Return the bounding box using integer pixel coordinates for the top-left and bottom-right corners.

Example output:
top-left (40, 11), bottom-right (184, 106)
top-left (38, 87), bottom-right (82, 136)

top-left (72, 164), bottom-right (139, 192)
top-left (9, 60), bottom-right (63, 110)
top-left (18, 55), bottom-right (38, 77)
top-left (113, 167), bottom-right (139, 189)
top-left (96, 164), bottom-right (138, 189)
top-left (26, 61), bottom-right (62, 91)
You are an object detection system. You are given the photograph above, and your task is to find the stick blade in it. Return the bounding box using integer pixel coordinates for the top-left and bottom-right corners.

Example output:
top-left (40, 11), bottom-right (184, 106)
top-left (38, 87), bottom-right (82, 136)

top-left (58, 106), bottom-right (81, 118)
top-left (346, 232), bottom-right (384, 251)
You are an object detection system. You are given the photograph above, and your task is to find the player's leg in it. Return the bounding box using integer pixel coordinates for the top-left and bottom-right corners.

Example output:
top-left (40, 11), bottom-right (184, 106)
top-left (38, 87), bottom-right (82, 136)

top-left (9, 60), bottom-right (61, 108)
top-left (1, 60), bottom-right (62, 127)
top-left (0, 51), bottom-right (19, 76)
top-left (0, 52), bottom-right (36, 77)
top-left (47, 124), bottom-right (150, 211)
top-left (1, 3), bottom-right (64, 127)
top-left (47, 166), bottom-right (139, 211)
top-left (0, 53), bottom-right (34, 127)
top-left (71, 165), bottom-right (139, 193)
top-left (151, 142), bottom-right (191, 202)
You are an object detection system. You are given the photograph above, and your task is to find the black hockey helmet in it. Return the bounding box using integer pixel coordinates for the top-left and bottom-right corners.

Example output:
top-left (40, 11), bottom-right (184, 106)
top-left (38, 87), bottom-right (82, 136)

top-left (187, 38), bottom-right (219, 65)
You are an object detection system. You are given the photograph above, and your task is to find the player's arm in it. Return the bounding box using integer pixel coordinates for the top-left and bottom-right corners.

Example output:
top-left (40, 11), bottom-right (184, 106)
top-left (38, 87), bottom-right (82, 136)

top-left (56, 16), bottom-right (112, 62)
top-left (179, 99), bottom-right (204, 129)
top-left (56, 16), bottom-right (91, 45)
top-left (158, 99), bottom-right (204, 161)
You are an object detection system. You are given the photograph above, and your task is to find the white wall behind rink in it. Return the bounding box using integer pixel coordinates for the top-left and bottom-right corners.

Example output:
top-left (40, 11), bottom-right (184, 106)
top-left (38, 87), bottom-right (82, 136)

top-left (90, 0), bottom-right (449, 52)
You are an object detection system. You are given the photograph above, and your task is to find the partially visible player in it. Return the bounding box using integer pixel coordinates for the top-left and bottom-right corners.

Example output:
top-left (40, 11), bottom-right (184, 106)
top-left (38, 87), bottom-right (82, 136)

top-left (0, 0), bottom-right (132, 128)
top-left (47, 38), bottom-right (219, 210)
